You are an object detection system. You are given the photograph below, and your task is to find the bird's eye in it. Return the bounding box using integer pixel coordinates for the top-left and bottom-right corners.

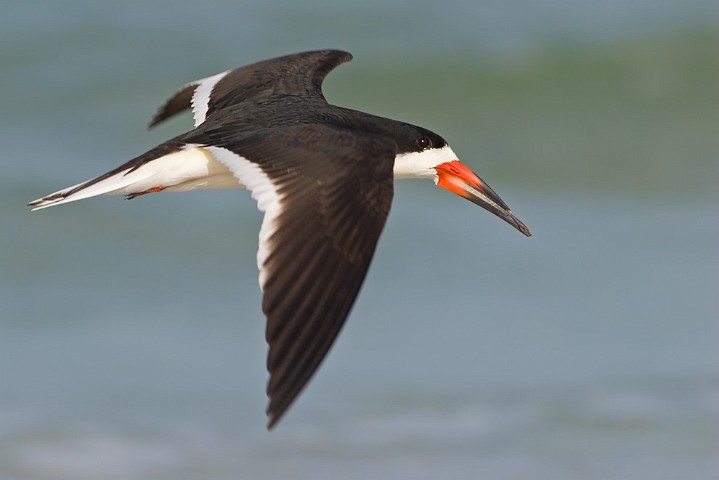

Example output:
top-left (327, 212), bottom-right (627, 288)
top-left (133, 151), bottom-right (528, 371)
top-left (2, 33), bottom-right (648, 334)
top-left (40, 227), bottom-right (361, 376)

top-left (417, 137), bottom-right (431, 150)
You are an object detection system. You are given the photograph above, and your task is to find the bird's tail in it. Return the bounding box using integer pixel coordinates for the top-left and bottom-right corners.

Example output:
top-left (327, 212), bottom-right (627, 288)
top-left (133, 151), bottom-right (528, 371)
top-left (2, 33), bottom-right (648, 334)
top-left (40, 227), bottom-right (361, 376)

top-left (28, 143), bottom-right (237, 211)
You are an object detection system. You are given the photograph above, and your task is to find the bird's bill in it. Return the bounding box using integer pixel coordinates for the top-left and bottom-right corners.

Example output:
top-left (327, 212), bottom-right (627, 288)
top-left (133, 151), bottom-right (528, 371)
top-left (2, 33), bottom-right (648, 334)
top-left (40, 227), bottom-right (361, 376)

top-left (434, 161), bottom-right (532, 237)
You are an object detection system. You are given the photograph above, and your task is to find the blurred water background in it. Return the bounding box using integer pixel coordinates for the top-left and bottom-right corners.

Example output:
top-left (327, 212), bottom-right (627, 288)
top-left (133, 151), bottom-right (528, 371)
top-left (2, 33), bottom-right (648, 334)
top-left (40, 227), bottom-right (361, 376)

top-left (1, 1), bottom-right (718, 479)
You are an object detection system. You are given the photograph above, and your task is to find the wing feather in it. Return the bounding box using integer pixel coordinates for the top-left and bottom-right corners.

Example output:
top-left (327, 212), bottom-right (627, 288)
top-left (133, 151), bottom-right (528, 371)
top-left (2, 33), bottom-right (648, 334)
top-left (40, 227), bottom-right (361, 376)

top-left (149, 50), bottom-right (352, 128)
top-left (205, 124), bottom-right (395, 428)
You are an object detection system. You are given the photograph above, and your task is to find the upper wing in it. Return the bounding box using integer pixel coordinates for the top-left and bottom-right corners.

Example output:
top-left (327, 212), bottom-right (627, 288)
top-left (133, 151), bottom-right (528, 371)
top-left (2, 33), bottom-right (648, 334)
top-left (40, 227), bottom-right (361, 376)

top-left (149, 49), bottom-right (353, 129)
top-left (199, 124), bottom-right (395, 428)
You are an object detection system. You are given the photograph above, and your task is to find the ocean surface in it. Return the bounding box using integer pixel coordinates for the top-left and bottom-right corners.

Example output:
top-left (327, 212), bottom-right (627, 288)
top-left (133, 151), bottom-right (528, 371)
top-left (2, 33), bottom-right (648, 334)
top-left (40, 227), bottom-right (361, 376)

top-left (2, 1), bottom-right (718, 479)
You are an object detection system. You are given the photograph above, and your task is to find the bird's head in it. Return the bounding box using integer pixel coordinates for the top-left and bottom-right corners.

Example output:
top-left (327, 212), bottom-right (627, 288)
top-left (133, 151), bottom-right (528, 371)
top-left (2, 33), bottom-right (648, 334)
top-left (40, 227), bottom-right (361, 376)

top-left (393, 128), bottom-right (531, 237)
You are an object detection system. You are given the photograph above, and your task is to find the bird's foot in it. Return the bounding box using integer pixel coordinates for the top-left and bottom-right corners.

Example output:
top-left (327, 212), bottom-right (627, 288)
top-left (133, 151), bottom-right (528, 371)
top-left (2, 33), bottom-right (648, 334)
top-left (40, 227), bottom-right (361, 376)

top-left (125, 186), bottom-right (166, 200)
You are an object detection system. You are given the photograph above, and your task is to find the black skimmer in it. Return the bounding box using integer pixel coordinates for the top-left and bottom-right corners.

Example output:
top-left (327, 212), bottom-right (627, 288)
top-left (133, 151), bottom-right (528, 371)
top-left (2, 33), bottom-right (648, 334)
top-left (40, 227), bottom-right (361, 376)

top-left (29, 50), bottom-right (531, 428)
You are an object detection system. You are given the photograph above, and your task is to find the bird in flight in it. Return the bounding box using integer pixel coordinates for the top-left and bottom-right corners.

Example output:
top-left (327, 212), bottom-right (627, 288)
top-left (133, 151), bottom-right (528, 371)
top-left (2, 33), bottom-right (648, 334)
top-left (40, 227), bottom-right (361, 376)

top-left (29, 50), bottom-right (531, 428)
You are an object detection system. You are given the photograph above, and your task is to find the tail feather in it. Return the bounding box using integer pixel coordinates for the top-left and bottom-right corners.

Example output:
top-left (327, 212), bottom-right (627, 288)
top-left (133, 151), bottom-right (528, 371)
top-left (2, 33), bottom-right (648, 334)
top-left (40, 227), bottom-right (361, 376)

top-left (28, 141), bottom-right (236, 211)
top-left (28, 167), bottom-right (151, 211)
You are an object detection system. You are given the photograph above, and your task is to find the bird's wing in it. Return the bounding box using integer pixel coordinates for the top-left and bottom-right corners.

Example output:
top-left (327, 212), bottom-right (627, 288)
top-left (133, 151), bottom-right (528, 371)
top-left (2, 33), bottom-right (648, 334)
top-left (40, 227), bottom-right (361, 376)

top-left (149, 50), bottom-right (353, 129)
top-left (197, 124), bottom-right (395, 428)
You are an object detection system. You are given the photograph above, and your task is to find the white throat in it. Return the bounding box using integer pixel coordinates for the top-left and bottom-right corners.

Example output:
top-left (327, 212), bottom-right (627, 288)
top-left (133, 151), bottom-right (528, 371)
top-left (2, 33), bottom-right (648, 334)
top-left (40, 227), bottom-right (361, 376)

top-left (393, 145), bottom-right (458, 179)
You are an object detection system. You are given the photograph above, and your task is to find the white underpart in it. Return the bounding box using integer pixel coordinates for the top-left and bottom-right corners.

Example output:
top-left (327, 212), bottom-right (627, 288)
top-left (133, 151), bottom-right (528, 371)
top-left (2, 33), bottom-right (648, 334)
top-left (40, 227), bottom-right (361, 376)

top-left (207, 146), bottom-right (281, 291)
top-left (29, 145), bottom-right (242, 211)
top-left (393, 145), bottom-right (458, 180)
top-left (191, 71), bottom-right (229, 126)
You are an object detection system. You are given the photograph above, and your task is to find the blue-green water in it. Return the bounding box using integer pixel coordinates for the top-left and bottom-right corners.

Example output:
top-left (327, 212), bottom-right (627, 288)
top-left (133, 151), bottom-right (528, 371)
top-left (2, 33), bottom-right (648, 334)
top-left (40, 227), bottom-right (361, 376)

top-left (2, 1), bottom-right (718, 479)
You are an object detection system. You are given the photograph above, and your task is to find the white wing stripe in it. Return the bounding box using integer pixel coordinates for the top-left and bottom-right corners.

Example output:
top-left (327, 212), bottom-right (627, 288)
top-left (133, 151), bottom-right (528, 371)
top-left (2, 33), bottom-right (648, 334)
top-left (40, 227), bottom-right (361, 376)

top-left (207, 146), bottom-right (281, 290)
top-left (191, 71), bottom-right (229, 126)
